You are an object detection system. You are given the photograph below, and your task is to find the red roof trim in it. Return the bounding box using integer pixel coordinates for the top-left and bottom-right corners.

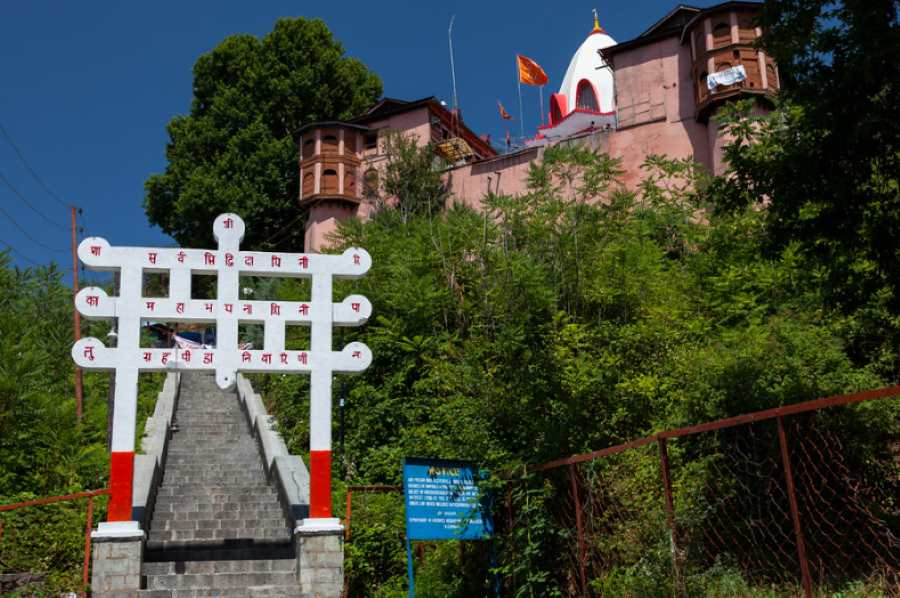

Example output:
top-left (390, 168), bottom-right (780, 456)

top-left (536, 107), bottom-right (615, 132)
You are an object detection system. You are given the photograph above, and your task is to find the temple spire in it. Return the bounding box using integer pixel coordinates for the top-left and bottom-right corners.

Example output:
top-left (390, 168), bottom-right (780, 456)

top-left (592, 8), bottom-right (604, 34)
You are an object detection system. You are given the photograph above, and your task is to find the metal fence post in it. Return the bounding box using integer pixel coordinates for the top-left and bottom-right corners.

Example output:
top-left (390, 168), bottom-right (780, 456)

top-left (776, 416), bottom-right (814, 598)
top-left (345, 489), bottom-right (353, 540)
top-left (658, 437), bottom-right (685, 597)
top-left (569, 464), bottom-right (588, 597)
top-left (82, 495), bottom-right (94, 598)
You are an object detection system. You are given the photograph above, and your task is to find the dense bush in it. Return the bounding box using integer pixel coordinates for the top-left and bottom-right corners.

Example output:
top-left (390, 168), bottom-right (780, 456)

top-left (251, 145), bottom-right (898, 595)
top-left (0, 259), bottom-right (162, 596)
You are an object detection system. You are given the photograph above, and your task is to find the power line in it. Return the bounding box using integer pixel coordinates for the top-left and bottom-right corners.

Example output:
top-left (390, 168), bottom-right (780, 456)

top-left (0, 121), bottom-right (69, 208)
top-left (0, 169), bottom-right (67, 229)
top-left (0, 238), bottom-right (40, 266)
top-left (0, 202), bottom-right (66, 253)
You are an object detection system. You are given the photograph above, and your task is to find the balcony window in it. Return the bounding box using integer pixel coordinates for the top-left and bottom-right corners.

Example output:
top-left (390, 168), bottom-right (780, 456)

top-left (302, 138), bottom-right (315, 159)
top-left (713, 22), bottom-right (731, 47)
top-left (344, 169), bottom-right (356, 196)
top-left (322, 169), bottom-right (338, 194)
top-left (321, 135), bottom-right (339, 155)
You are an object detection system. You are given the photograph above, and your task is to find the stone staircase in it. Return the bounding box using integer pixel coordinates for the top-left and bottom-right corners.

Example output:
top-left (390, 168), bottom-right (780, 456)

top-left (139, 372), bottom-right (305, 597)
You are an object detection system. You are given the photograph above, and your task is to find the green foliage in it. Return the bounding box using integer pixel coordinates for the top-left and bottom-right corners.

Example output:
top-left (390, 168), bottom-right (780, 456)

top-left (0, 254), bottom-right (163, 595)
top-left (715, 0), bottom-right (900, 317)
top-left (144, 18), bottom-right (382, 250)
top-left (251, 144), bottom-right (895, 595)
top-left (377, 132), bottom-right (451, 222)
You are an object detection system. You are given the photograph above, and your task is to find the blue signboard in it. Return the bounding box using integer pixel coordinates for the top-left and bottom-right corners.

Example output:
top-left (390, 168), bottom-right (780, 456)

top-left (403, 457), bottom-right (492, 540)
top-left (403, 458), bottom-right (495, 598)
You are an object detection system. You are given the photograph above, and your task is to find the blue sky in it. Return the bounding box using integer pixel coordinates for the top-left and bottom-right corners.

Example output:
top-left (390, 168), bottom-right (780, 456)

top-left (1, 0), bottom-right (724, 281)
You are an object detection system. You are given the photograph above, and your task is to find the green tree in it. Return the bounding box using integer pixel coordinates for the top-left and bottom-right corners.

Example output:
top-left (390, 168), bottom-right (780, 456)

top-left (377, 132), bottom-right (451, 222)
top-left (0, 255), bottom-right (164, 594)
top-left (143, 18), bottom-right (382, 250)
top-left (716, 0), bottom-right (900, 313)
top-left (252, 147), bottom-right (896, 595)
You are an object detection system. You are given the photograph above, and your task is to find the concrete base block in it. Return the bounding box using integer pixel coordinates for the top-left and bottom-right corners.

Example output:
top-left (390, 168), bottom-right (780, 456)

top-left (91, 528), bottom-right (144, 598)
top-left (296, 519), bottom-right (344, 598)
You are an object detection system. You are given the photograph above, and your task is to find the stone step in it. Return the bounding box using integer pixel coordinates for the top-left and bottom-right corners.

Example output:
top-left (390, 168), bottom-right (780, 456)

top-left (145, 571), bottom-right (297, 590)
top-left (137, 373), bottom-right (312, 598)
top-left (156, 518), bottom-right (289, 532)
top-left (156, 486), bottom-right (276, 497)
top-left (140, 586), bottom-right (307, 597)
top-left (143, 558), bottom-right (294, 576)
top-left (160, 476), bottom-right (266, 482)
top-left (163, 463), bottom-right (264, 470)
top-left (160, 480), bottom-right (269, 489)
top-left (153, 495), bottom-right (277, 506)
top-left (144, 542), bottom-right (295, 563)
top-left (163, 460), bottom-right (261, 466)
top-left (161, 473), bottom-right (266, 481)
top-left (162, 468), bottom-right (265, 476)
top-left (152, 502), bottom-right (284, 514)
top-left (145, 538), bottom-right (294, 553)
top-left (151, 507), bottom-right (286, 521)
top-left (165, 449), bottom-right (259, 456)
top-left (148, 527), bottom-right (291, 543)
top-left (169, 425), bottom-right (248, 430)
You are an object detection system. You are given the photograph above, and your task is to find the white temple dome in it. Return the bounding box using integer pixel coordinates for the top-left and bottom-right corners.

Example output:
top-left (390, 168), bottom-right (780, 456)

top-left (558, 21), bottom-right (617, 114)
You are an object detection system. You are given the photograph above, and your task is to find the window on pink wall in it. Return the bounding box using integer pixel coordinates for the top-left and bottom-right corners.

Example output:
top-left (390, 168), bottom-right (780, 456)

top-left (322, 169), bottom-right (338, 193)
top-left (302, 172), bottom-right (315, 197)
top-left (766, 64), bottom-right (778, 88)
top-left (576, 80), bottom-right (599, 111)
top-left (738, 15), bottom-right (757, 43)
top-left (321, 135), bottom-right (338, 155)
top-left (713, 22), bottom-right (731, 47)
top-left (344, 169), bottom-right (356, 196)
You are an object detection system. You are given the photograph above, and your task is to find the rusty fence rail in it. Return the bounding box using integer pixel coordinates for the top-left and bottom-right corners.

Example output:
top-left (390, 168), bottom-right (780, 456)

top-left (0, 488), bottom-right (109, 597)
top-left (505, 386), bottom-right (900, 597)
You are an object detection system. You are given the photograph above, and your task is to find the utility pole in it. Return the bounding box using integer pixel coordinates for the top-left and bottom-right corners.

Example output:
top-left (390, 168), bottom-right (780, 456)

top-left (71, 205), bottom-right (83, 422)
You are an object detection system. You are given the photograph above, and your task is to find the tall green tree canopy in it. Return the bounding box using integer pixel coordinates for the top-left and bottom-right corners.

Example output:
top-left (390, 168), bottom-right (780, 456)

top-left (144, 18), bottom-right (382, 250)
top-left (717, 0), bottom-right (900, 311)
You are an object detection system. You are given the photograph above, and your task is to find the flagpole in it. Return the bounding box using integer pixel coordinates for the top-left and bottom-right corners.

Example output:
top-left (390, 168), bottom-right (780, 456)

top-left (516, 58), bottom-right (525, 142)
top-left (539, 85), bottom-right (545, 126)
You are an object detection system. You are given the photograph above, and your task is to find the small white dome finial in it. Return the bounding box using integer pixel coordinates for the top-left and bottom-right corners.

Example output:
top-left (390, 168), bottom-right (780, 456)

top-left (592, 8), bottom-right (604, 34)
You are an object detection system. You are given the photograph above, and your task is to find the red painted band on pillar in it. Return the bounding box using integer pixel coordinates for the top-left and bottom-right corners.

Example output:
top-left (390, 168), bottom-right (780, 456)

top-left (309, 450), bottom-right (332, 519)
top-left (108, 451), bottom-right (134, 522)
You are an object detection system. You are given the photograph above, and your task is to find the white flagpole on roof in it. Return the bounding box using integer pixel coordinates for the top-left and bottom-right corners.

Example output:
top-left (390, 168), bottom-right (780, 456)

top-left (539, 85), bottom-right (545, 126)
top-left (516, 58), bottom-right (525, 141)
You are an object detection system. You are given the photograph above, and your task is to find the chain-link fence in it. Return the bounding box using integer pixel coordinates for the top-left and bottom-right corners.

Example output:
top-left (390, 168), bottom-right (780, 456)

top-left (502, 387), bottom-right (899, 597)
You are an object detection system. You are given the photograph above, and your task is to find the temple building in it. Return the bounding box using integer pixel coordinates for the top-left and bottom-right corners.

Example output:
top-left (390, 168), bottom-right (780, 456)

top-left (298, 1), bottom-right (778, 251)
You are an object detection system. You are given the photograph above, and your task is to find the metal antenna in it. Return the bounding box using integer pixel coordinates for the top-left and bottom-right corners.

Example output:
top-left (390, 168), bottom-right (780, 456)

top-left (448, 15), bottom-right (459, 116)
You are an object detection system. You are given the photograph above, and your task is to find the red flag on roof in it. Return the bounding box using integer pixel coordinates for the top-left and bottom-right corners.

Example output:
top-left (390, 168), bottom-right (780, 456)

top-left (497, 100), bottom-right (513, 120)
top-left (517, 54), bottom-right (548, 86)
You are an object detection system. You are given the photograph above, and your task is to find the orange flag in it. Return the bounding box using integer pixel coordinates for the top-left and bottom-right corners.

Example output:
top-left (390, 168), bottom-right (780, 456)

top-left (497, 100), bottom-right (513, 120)
top-left (517, 54), bottom-right (548, 86)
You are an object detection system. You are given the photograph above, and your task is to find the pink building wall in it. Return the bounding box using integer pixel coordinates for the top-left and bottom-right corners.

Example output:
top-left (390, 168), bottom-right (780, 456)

top-left (303, 13), bottom-right (773, 252)
top-left (443, 147), bottom-right (541, 210)
top-left (304, 200), bottom-right (356, 252)
top-left (304, 109), bottom-right (433, 252)
top-left (607, 36), bottom-right (715, 187)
